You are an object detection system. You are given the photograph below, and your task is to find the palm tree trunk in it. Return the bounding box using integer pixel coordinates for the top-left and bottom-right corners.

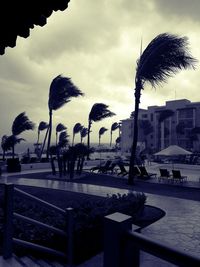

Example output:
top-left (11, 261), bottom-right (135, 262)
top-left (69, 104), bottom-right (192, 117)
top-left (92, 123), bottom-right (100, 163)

top-left (40, 127), bottom-right (49, 160)
top-left (110, 131), bottom-right (112, 147)
top-left (56, 132), bottom-right (58, 146)
top-left (37, 130), bottom-right (40, 144)
top-left (12, 145), bottom-right (15, 159)
top-left (46, 110), bottom-right (52, 159)
top-left (128, 83), bottom-right (142, 184)
top-left (72, 133), bottom-right (75, 146)
top-left (87, 120), bottom-right (91, 160)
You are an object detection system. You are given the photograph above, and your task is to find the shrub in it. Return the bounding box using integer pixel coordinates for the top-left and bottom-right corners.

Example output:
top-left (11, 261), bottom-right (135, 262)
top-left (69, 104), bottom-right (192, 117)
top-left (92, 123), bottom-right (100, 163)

top-left (0, 188), bottom-right (146, 264)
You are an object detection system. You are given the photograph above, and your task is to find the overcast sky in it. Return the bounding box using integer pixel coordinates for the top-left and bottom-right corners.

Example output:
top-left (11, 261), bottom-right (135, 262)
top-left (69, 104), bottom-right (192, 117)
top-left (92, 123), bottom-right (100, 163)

top-left (0, 0), bottom-right (200, 150)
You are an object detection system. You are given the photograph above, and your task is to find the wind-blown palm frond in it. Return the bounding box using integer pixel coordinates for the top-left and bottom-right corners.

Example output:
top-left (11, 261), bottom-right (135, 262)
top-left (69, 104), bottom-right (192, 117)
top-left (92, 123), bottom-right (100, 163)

top-left (89, 103), bottom-right (115, 122)
top-left (56, 123), bottom-right (67, 133)
top-left (99, 127), bottom-right (108, 146)
top-left (4, 135), bottom-right (25, 150)
top-left (136, 33), bottom-right (197, 88)
top-left (73, 123), bottom-right (83, 134)
top-left (81, 127), bottom-right (88, 138)
top-left (1, 135), bottom-right (8, 150)
top-left (110, 122), bottom-right (120, 146)
top-left (58, 131), bottom-right (69, 148)
top-left (38, 121), bottom-right (49, 131)
top-left (99, 127), bottom-right (108, 136)
top-left (12, 112), bottom-right (35, 135)
top-left (72, 123), bottom-right (83, 146)
top-left (111, 122), bottom-right (119, 131)
top-left (48, 75), bottom-right (84, 111)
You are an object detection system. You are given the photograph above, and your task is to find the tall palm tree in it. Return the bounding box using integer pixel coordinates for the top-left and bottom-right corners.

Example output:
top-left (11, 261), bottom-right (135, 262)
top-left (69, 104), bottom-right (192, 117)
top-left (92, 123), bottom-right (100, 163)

top-left (129, 33), bottom-right (197, 184)
top-left (37, 121), bottom-right (48, 145)
top-left (72, 123), bottom-right (83, 146)
top-left (46, 75), bottom-right (83, 159)
top-left (87, 103), bottom-right (115, 158)
top-left (80, 127), bottom-right (88, 143)
top-left (98, 127), bottom-right (108, 146)
top-left (158, 109), bottom-right (174, 149)
top-left (11, 112), bottom-right (35, 158)
top-left (110, 122), bottom-right (119, 147)
top-left (56, 123), bottom-right (67, 145)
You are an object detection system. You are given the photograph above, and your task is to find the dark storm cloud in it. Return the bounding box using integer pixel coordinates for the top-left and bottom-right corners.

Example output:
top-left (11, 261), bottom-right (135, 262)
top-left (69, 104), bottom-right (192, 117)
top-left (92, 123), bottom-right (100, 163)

top-left (153, 0), bottom-right (200, 21)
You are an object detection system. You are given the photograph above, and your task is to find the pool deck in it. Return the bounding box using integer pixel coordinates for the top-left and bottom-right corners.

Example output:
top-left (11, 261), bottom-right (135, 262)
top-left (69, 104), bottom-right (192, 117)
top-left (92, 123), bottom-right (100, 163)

top-left (0, 163), bottom-right (200, 266)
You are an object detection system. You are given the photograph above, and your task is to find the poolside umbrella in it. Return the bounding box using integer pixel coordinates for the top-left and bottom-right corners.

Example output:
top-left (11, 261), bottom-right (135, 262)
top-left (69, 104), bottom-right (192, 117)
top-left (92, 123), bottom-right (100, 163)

top-left (154, 145), bottom-right (192, 168)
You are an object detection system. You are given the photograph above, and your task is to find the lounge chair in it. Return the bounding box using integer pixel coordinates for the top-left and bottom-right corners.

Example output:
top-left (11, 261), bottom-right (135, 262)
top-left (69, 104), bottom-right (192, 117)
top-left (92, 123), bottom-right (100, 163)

top-left (90, 160), bottom-right (112, 173)
top-left (138, 166), bottom-right (157, 180)
top-left (102, 162), bottom-right (118, 174)
top-left (117, 161), bottom-right (128, 176)
top-left (158, 168), bottom-right (172, 183)
top-left (172, 170), bottom-right (187, 183)
top-left (133, 166), bottom-right (141, 177)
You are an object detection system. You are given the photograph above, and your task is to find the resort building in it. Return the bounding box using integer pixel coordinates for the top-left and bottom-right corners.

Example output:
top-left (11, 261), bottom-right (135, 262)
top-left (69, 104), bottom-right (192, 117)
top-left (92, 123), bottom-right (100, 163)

top-left (120, 99), bottom-right (200, 154)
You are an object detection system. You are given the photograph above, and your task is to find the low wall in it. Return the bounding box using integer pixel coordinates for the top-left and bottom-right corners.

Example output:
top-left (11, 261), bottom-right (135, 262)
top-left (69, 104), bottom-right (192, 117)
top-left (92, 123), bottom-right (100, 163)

top-left (21, 162), bottom-right (51, 171)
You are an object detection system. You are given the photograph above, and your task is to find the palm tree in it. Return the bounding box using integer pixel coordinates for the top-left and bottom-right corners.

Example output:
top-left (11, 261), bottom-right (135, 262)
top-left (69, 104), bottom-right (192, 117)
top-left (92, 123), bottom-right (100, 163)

top-left (56, 123), bottom-right (67, 145)
top-left (80, 127), bottom-right (88, 143)
top-left (129, 33), bottom-right (197, 184)
top-left (87, 103), bottom-right (115, 158)
top-left (72, 123), bottom-right (83, 146)
top-left (110, 122), bottom-right (119, 147)
top-left (37, 121), bottom-right (48, 145)
top-left (98, 127), bottom-right (108, 146)
top-left (12, 112), bottom-right (35, 136)
top-left (158, 109), bottom-right (174, 149)
top-left (11, 112), bottom-right (35, 158)
top-left (1, 135), bottom-right (8, 160)
top-left (46, 75), bottom-right (83, 159)
top-left (4, 135), bottom-right (25, 159)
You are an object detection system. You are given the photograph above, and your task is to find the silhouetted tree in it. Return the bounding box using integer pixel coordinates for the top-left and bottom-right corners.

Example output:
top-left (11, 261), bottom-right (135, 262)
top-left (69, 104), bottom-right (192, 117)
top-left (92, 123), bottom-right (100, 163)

top-left (46, 75), bottom-right (83, 159)
top-left (1, 135), bottom-right (8, 160)
top-left (110, 122), bottom-right (119, 147)
top-left (10, 112), bottom-right (35, 158)
top-left (129, 33), bottom-right (197, 184)
top-left (80, 127), bottom-right (88, 143)
top-left (37, 121), bottom-right (48, 145)
top-left (56, 123), bottom-right (67, 145)
top-left (72, 123), bottom-right (83, 146)
top-left (98, 127), bottom-right (108, 146)
top-left (87, 103), bottom-right (115, 159)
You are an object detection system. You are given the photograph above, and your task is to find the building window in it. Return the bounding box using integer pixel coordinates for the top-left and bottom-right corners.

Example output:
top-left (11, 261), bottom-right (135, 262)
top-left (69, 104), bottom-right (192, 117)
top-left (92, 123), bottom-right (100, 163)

top-left (150, 114), bottom-right (153, 121)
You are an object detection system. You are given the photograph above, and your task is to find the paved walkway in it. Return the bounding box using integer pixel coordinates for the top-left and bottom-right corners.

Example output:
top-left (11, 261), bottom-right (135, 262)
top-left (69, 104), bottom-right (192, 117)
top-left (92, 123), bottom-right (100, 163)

top-left (1, 169), bottom-right (200, 266)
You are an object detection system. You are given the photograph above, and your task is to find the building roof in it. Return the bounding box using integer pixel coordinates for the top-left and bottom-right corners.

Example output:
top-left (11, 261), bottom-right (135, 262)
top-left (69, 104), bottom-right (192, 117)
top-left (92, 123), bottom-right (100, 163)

top-left (0, 0), bottom-right (70, 55)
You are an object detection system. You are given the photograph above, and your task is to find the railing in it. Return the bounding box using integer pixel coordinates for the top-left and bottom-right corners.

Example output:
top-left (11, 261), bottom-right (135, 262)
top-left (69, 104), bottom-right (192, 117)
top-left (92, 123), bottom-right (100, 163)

top-left (104, 212), bottom-right (200, 267)
top-left (2, 183), bottom-right (74, 266)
